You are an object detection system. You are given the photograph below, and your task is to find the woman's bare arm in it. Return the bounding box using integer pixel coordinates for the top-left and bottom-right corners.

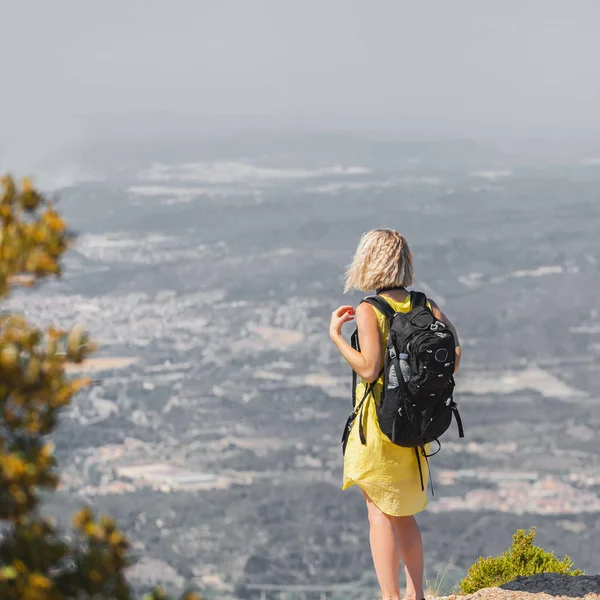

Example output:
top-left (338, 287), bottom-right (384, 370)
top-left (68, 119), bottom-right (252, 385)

top-left (428, 298), bottom-right (462, 372)
top-left (329, 302), bottom-right (382, 383)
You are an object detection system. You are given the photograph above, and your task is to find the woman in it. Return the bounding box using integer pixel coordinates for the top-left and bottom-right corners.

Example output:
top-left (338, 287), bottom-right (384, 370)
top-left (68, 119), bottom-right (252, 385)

top-left (329, 229), bottom-right (461, 600)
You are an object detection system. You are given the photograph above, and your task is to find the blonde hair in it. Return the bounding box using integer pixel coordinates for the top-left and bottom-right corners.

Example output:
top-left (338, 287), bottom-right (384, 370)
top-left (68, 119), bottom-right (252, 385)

top-left (343, 228), bottom-right (414, 293)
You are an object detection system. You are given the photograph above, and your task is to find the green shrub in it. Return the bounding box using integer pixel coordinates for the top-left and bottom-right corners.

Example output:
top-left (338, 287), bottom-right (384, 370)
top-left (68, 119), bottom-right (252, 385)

top-left (458, 527), bottom-right (583, 594)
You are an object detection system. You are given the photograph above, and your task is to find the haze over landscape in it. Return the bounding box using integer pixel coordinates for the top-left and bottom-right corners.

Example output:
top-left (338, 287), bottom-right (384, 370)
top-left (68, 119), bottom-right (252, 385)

top-left (2, 0), bottom-right (600, 169)
top-left (1, 1), bottom-right (600, 598)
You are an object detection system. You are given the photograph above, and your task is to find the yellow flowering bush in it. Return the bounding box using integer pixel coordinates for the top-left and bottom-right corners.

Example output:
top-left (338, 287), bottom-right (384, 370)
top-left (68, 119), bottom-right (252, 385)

top-left (0, 176), bottom-right (200, 600)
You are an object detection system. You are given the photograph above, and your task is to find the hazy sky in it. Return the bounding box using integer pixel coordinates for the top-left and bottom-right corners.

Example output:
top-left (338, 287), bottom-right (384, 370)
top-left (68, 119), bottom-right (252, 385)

top-left (1, 0), bottom-right (600, 147)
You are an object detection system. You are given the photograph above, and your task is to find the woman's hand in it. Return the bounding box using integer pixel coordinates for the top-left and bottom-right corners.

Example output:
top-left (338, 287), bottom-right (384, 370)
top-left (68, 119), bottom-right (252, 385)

top-left (329, 305), bottom-right (355, 339)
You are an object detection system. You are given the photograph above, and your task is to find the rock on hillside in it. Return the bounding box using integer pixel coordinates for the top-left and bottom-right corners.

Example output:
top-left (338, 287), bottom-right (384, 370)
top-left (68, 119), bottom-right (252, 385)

top-left (436, 573), bottom-right (600, 600)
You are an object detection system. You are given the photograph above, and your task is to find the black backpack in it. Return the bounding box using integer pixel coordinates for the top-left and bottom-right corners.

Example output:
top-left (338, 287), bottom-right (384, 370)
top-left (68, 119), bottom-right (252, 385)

top-left (341, 290), bottom-right (464, 493)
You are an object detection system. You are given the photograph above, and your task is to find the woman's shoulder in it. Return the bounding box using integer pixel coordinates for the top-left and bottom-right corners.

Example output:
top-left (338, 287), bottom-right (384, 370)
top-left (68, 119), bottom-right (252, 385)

top-left (356, 298), bottom-right (389, 330)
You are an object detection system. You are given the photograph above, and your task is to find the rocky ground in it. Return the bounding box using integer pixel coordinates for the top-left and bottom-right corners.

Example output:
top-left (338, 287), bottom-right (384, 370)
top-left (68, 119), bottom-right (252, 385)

top-left (436, 574), bottom-right (600, 600)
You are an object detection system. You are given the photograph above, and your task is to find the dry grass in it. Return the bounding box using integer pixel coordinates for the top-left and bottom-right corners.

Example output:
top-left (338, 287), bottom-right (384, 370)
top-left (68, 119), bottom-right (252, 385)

top-left (426, 554), bottom-right (459, 597)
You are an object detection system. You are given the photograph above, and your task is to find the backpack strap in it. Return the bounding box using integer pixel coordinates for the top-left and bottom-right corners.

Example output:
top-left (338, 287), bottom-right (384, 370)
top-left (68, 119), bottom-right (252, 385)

top-left (350, 319), bottom-right (383, 447)
top-left (361, 295), bottom-right (396, 321)
top-left (449, 399), bottom-right (465, 438)
top-left (350, 294), bottom-right (392, 410)
top-left (350, 329), bottom-right (359, 409)
top-left (349, 294), bottom-right (397, 448)
top-left (415, 445), bottom-right (437, 496)
top-left (414, 447), bottom-right (425, 492)
top-left (351, 328), bottom-right (382, 405)
top-left (409, 290), bottom-right (428, 309)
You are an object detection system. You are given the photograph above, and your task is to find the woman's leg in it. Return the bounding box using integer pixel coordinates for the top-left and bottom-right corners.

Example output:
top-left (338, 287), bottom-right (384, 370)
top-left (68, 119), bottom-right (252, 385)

top-left (362, 491), bottom-right (402, 600)
top-left (392, 516), bottom-right (424, 600)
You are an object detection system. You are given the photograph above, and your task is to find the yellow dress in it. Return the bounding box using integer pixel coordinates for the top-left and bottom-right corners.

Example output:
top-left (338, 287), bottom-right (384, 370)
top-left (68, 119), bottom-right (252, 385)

top-left (342, 294), bottom-right (430, 517)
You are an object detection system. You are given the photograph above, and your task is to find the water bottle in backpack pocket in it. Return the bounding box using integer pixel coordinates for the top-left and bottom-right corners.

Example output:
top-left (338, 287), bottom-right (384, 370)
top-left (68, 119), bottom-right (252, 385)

top-left (399, 352), bottom-right (411, 382)
top-left (386, 351), bottom-right (410, 390)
